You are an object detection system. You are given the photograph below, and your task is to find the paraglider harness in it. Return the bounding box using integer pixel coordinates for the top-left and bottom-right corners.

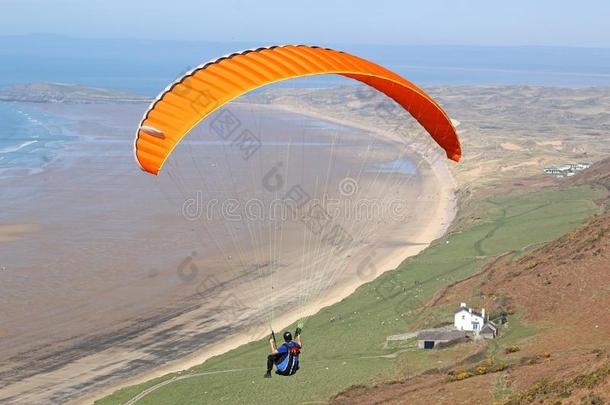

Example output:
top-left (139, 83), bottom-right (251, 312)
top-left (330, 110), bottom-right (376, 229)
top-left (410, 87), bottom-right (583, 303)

top-left (271, 330), bottom-right (301, 376)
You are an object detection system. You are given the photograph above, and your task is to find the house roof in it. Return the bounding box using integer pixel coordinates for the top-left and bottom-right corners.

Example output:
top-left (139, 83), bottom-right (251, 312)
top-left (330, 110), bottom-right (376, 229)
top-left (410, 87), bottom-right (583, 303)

top-left (455, 307), bottom-right (483, 317)
top-left (417, 330), bottom-right (466, 341)
top-left (480, 323), bottom-right (497, 333)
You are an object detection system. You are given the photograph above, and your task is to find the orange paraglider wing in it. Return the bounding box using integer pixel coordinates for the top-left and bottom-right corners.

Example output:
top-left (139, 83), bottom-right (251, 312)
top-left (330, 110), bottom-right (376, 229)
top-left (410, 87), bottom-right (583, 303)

top-left (134, 45), bottom-right (461, 175)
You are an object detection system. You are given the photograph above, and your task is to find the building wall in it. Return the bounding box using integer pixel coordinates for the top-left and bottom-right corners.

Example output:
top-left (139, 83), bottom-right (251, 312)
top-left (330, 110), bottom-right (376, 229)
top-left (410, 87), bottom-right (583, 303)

top-left (454, 310), bottom-right (484, 331)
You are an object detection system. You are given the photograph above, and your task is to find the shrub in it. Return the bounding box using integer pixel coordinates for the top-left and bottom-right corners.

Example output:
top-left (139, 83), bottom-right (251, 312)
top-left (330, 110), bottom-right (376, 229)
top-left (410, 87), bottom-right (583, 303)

top-left (573, 363), bottom-right (610, 389)
top-left (447, 370), bottom-right (474, 382)
top-left (505, 344), bottom-right (521, 354)
top-left (455, 371), bottom-right (473, 381)
top-left (504, 362), bottom-right (610, 404)
top-left (581, 394), bottom-right (605, 405)
top-left (447, 359), bottom-right (509, 382)
top-left (475, 366), bottom-right (488, 375)
top-left (481, 357), bottom-right (494, 367)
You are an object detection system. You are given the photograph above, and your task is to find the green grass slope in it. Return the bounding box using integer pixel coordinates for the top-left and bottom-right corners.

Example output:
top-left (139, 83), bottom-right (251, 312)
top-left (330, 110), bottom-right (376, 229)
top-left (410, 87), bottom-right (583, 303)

top-left (97, 185), bottom-right (605, 405)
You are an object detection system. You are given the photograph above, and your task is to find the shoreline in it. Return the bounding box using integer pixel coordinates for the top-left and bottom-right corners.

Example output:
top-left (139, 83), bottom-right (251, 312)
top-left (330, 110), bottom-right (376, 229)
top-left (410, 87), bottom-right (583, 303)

top-left (0, 99), bottom-right (456, 405)
top-left (82, 104), bottom-right (458, 405)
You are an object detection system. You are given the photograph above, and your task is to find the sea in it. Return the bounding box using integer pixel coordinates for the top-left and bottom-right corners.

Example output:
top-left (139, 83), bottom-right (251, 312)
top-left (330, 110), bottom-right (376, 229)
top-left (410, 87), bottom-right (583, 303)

top-left (1, 35), bottom-right (609, 175)
top-left (0, 102), bottom-right (74, 175)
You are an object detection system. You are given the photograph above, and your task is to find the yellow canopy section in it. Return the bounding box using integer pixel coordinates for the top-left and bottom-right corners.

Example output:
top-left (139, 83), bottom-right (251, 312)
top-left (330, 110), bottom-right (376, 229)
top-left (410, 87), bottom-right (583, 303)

top-left (134, 45), bottom-right (461, 175)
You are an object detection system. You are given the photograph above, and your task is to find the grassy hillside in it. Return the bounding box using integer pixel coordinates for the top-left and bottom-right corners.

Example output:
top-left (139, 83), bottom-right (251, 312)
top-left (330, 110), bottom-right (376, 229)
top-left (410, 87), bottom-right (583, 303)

top-left (331, 205), bottom-right (610, 404)
top-left (97, 184), bottom-right (605, 405)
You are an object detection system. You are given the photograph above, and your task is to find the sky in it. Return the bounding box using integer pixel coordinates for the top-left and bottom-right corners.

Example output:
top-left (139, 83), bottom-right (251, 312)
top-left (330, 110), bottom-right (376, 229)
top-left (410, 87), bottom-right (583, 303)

top-left (1, 0), bottom-right (609, 48)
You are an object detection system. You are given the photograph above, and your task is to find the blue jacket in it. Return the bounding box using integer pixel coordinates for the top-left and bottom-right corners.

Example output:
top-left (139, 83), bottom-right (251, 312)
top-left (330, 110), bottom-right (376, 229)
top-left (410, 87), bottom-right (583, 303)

top-left (276, 341), bottom-right (301, 375)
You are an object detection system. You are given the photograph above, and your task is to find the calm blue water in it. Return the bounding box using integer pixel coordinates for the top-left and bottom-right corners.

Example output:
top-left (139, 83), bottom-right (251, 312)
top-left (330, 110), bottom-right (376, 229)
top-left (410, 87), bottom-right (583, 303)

top-left (1, 35), bottom-right (609, 96)
top-left (371, 158), bottom-right (417, 175)
top-left (0, 102), bottom-right (74, 175)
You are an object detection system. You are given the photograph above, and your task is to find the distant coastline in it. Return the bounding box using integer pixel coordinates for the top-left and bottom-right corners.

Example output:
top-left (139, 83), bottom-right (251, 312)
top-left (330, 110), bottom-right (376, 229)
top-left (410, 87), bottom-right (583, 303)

top-left (0, 83), bottom-right (151, 103)
top-left (2, 36), bottom-right (610, 95)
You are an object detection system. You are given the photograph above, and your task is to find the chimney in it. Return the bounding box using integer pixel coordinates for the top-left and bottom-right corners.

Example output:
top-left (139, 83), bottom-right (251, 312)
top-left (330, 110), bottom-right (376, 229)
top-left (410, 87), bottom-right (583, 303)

top-left (460, 302), bottom-right (467, 308)
top-left (482, 308), bottom-right (486, 321)
top-left (469, 308), bottom-right (472, 314)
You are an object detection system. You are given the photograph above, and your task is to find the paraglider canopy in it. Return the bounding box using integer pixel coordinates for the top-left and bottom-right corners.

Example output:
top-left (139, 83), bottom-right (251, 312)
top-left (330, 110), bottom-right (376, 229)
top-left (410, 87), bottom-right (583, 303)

top-left (133, 45), bottom-right (461, 175)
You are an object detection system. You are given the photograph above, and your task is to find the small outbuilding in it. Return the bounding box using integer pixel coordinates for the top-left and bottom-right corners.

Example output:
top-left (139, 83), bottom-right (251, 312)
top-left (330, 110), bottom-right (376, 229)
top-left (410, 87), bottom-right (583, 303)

top-left (479, 322), bottom-right (498, 339)
top-left (417, 330), bottom-right (466, 349)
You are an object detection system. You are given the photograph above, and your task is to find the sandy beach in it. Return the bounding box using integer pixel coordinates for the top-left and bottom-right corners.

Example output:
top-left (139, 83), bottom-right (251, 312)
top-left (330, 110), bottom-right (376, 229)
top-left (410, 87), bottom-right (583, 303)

top-left (0, 100), bottom-right (456, 404)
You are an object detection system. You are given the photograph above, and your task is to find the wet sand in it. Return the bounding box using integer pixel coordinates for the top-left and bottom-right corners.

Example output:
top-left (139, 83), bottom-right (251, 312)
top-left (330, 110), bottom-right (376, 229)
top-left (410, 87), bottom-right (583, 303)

top-left (0, 100), bottom-right (456, 404)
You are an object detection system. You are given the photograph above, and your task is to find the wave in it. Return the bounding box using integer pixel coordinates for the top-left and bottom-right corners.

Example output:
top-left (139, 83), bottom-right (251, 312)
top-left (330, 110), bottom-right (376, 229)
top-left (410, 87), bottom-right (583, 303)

top-left (0, 140), bottom-right (38, 154)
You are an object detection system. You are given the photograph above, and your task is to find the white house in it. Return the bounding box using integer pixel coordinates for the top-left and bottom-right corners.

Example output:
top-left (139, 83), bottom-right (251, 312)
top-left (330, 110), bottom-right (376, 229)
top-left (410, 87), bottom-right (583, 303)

top-left (454, 302), bottom-right (486, 333)
top-left (569, 162), bottom-right (592, 171)
top-left (544, 162), bottom-right (592, 176)
top-left (543, 167), bottom-right (563, 175)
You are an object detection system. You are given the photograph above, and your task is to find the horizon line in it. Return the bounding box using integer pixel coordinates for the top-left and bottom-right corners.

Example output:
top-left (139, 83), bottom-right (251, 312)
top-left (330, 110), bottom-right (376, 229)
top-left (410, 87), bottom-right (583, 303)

top-left (1, 33), bottom-right (610, 51)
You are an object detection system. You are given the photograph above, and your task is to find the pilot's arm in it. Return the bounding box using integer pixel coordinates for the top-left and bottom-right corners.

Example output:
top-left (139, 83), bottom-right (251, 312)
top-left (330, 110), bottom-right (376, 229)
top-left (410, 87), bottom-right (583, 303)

top-left (269, 337), bottom-right (279, 354)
